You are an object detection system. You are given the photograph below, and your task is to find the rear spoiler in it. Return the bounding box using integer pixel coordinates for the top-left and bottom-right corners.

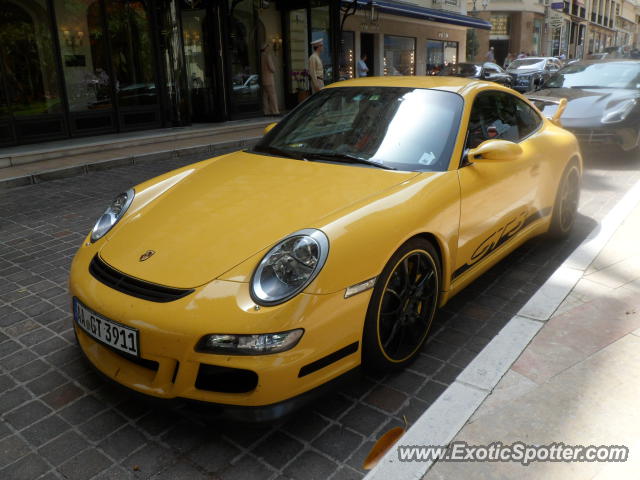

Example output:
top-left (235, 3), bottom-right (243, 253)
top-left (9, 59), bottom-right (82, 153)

top-left (526, 96), bottom-right (568, 127)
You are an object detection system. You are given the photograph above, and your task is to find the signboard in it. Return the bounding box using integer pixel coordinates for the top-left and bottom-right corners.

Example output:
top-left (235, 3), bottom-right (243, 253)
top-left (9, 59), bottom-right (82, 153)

top-left (551, 2), bottom-right (564, 9)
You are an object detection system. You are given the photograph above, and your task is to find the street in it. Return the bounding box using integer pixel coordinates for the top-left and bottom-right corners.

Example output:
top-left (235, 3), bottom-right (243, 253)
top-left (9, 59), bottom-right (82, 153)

top-left (0, 146), bottom-right (638, 480)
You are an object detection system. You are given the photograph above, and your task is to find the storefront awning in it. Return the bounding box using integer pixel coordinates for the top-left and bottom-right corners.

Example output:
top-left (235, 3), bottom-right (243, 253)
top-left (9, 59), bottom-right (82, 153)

top-left (344, 0), bottom-right (492, 30)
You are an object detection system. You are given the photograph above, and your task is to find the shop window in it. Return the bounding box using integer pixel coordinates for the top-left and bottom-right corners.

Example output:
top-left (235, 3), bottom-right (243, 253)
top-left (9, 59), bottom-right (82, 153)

top-left (311, 2), bottom-right (332, 84)
top-left (427, 40), bottom-right (457, 76)
top-left (490, 15), bottom-right (509, 36)
top-left (339, 31), bottom-right (355, 80)
top-left (228, 0), bottom-right (260, 114)
top-left (384, 35), bottom-right (415, 76)
top-left (0, 0), bottom-right (62, 116)
top-left (106, 0), bottom-right (158, 108)
top-left (287, 9), bottom-right (308, 95)
top-left (54, 0), bottom-right (113, 112)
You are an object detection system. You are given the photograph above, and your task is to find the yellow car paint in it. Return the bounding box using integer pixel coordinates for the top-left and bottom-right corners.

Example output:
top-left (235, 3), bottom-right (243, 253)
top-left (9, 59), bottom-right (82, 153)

top-left (69, 76), bottom-right (581, 413)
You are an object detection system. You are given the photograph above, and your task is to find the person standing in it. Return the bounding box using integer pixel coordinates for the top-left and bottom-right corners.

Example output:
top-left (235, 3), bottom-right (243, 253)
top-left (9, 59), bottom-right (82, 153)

top-left (260, 42), bottom-right (279, 115)
top-left (357, 53), bottom-right (369, 77)
top-left (503, 52), bottom-right (514, 69)
top-left (308, 38), bottom-right (324, 93)
top-left (486, 46), bottom-right (495, 62)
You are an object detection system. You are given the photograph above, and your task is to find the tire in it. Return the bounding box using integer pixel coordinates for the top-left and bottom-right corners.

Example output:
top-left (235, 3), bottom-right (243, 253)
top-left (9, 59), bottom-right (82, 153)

top-left (362, 238), bottom-right (441, 372)
top-left (548, 160), bottom-right (581, 238)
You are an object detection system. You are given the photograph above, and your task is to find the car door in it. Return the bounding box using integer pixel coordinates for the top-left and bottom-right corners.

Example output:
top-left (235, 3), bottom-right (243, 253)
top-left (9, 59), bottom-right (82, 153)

top-left (453, 90), bottom-right (544, 282)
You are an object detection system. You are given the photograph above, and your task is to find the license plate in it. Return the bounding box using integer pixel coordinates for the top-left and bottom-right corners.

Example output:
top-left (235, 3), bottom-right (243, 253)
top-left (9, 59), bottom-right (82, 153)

top-left (73, 299), bottom-right (139, 357)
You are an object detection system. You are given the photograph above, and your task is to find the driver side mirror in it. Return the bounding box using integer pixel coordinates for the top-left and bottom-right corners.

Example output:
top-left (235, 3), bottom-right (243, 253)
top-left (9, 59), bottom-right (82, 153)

top-left (263, 122), bottom-right (277, 135)
top-left (467, 140), bottom-right (523, 162)
top-left (533, 77), bottom-right (544, 88)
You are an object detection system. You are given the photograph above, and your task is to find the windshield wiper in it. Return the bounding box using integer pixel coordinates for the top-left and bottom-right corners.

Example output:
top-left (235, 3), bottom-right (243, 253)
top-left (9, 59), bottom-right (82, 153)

top-left (303, 152), bottom-right (397, 170)
top-left (252, 145), bottom-right (303, 159)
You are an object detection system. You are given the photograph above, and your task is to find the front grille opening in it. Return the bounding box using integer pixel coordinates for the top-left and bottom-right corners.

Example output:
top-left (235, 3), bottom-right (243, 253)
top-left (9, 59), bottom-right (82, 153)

top-left (89, 255), bottom-right (194, 303)
top-left (195, 364), bottom-right (258, 393)
top-left (105, 344), bottom-right (159, 372)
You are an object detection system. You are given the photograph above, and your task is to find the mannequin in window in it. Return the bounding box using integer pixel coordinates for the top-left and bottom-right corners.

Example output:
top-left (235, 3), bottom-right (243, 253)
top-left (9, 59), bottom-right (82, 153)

top-left (260, 42), bottom-right (279, 115)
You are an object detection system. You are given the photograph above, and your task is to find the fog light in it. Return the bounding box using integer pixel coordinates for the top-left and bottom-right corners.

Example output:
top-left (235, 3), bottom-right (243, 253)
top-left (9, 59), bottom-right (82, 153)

top-left (196, 329), bottom-right (304, 355)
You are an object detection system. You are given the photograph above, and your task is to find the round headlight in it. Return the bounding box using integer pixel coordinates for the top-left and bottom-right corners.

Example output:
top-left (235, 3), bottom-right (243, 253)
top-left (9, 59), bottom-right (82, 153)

top-left (90, 189), bottom-right (135, 242)
top-left (250, 229), bottom-right (329, 306)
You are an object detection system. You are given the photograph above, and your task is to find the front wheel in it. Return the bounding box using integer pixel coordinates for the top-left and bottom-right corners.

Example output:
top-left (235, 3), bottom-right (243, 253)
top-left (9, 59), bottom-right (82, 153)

top-left (548, 161), bottom-right (581, 238)
top-left (362, 239), bottom-right (441, 372)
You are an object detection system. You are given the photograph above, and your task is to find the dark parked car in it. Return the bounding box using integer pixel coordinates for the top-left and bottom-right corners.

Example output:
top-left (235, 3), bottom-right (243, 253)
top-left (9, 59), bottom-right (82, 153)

top-left (528, 60), bottom-right (640, 151)
top-left (438, 62), bottom-right (513, 87)
top-left (507, 57), bottom-right (562, 93)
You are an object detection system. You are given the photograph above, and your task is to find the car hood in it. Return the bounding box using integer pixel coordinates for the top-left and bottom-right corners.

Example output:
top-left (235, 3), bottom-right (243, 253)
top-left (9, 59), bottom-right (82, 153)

top-left (99, 151), bottom-right (418, 288)
top-left (530, 87), bottom-right (640, 127)
top-left (507, 68), bottom-right (541, 75)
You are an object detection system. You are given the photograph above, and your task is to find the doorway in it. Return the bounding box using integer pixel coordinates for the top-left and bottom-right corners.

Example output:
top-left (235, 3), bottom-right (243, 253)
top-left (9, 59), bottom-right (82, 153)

top-left (360, 33), bottom-right (375, 76)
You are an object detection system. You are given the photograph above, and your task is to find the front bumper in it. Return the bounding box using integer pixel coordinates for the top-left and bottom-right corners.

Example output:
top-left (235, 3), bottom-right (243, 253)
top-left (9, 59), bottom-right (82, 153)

top-left (69, 242), bottom-right (371, 413)
top-left (565, 126), bottom-right (640, 150)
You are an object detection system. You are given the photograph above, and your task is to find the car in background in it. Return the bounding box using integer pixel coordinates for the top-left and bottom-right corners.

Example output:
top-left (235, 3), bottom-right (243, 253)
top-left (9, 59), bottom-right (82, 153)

top-left (528, 59), bottom-right (640, 151)
top-left (507, 57), bottom-right (562, 93)
top-left (438, 62), bottom-right (513, 87)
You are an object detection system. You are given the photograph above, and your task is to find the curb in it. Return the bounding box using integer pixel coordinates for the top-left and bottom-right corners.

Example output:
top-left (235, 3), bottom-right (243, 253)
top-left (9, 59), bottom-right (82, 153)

top-left (365, 177), bottom-right (640, 480)
top-left (0, 137), bottom-right (260, 190)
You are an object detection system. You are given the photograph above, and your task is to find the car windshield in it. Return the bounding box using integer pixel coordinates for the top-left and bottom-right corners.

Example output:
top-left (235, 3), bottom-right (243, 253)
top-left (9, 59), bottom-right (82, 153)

top-left (439, 64), bottom-right (481, 77)
top-left (508, 59), bottom-right (546, 70)
top-left (253, 87), bottom-right (464, 172)
top-left (545, 62), bottom-right (640, 89)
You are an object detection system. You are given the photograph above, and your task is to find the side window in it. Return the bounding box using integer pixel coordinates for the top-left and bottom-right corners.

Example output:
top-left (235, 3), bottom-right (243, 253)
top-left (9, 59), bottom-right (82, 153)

top-left (465, 91), bottom-right (519, 149)
top-left (513, 97), bottom-right (542, 138)
top-left (466, 92), bottom-right (541, 149)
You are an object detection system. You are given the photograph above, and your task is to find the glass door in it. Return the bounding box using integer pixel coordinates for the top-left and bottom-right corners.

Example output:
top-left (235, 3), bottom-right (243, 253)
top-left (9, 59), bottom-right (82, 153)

top-left (106, 0), bottom-right (161, 130)
top-left (54, 0), bottom-right (117, 136)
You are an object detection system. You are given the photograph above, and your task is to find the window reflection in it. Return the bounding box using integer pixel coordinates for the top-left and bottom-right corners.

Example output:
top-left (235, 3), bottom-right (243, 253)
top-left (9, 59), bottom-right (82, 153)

top-left (106, 0), bottom-right (158, 107)
top-left (54, 0), bottom-right (113, 111)
top-left (384, 35), bottom-right (415, 76)
top-left (229, 0), bottom-right (259, 113)
top-left (0, 0), bottom-right (62, 116)
top-left (311, 3), bottom-right (332, 83)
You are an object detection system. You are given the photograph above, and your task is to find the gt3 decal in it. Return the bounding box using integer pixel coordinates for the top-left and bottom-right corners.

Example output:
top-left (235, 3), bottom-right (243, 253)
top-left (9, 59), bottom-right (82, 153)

top-left (452, 207), bottom-right (552, 280)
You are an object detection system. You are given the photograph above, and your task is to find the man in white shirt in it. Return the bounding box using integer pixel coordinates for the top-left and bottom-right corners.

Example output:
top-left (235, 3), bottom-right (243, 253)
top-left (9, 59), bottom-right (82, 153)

top-left (357, 53), bottom-right (369, 77)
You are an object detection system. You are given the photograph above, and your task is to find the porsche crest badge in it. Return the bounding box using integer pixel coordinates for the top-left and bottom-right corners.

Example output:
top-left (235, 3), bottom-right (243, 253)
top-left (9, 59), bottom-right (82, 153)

top-left (139, 250), bottom-right (155, 262)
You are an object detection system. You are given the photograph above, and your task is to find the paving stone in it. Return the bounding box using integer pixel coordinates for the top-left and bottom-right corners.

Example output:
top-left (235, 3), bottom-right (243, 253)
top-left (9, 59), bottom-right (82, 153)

top-left (122, 443), bottom-right (174, 479)
top-left (283, 451), bottom-right (338, 480)
top-left (59, 395), bottom-right (106, 425)
top-left (282, 411), bottom-right (330, 442)
top-left (339, 404), bottom-right (388, 437)
top-left (78, 409), bottom-right (128, 442)
top-left (58, 448), bottom-right (113, 480)
top-left (416, 381), bottom-right (448, 404)
top-left (38, 430), bottom-right (88, 466)
top-left (150, 461), bottom-right (209, 480)
top-left (0, 435), bottom-right (31, 467)
top-left (11, 359), bottom-right (51, 382)
top-left (254, 431), bottom-right (305, 469)
top-left (43, 383), bottom-right (86, 410)
top-left (21, 414), bottom-right (70, 447)
top-left (98, 425), bottom-right (148, 461)
top-left (0, 452), bottom-right (50, 480)
top-left (312, 425), bottom-right (363, 463)
top-left (0, 387), bottom-right (32, 413)
top-left (363, 385), bottom-right (407, 413)
top-left (187, 437), bottom-right (240, 473)
top-left (4, 400), bottom-right (52, 430)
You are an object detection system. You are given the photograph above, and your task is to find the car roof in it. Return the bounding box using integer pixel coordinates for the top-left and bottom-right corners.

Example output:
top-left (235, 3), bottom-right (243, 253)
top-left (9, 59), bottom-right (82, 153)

top-left (324, 76), bottom-right (482, 93)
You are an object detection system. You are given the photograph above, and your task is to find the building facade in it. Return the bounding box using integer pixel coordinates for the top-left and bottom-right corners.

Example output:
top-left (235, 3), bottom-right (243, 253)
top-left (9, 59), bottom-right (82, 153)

top-left (0, 0), bottom-right (489, 147)
top-left (467, 0), bottom-right (639, 66)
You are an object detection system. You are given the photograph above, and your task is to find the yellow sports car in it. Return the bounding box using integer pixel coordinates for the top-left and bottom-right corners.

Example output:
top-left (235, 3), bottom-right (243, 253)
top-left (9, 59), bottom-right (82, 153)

top-left (69, 77), bottom-right (581, 421)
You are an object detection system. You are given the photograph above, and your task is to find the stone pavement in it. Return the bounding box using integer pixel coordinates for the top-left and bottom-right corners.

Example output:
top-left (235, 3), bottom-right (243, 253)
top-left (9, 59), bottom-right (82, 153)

top-left (0, 146), bottom-right (638, 480)
top-left (424, 183), bottom-right (640, 479)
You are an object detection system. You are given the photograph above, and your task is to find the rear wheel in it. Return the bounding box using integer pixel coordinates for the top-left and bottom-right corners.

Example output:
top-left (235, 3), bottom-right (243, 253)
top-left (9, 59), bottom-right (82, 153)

top-left (548, 161), bottom-right (580, 238)
top-left (362, 239), bottom-right (440, 372)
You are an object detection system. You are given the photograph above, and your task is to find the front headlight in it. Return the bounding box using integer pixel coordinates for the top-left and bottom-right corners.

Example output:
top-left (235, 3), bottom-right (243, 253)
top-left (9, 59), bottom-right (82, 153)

top-left (196, 329), bottom-right (304, 355)
top-left (90, 189), bottom-right (134, 242)
top-left (602, 99), bottom-right (637, 124)
top-left (250, 228), bottom-right (329, 306)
